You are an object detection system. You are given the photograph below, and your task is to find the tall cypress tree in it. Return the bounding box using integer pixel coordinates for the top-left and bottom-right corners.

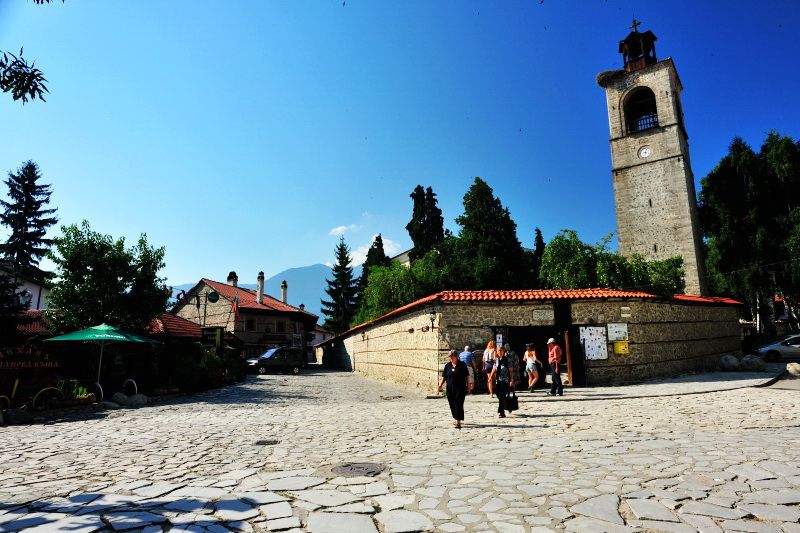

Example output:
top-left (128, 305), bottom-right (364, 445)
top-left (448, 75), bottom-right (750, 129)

top-left (358, 234), bottom-right (392, 295)
top-left (0, 160), bottom-right (58, 273)
top-left (406, 184), bottom-right (445, 261)
top-left (321, 236), bottom-right (358, 335)
top-left (531, 227), bottom-right (546, 288)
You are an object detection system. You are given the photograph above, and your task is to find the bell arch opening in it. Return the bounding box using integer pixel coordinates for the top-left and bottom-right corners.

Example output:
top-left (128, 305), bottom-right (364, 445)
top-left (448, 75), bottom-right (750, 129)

top-left (624, 87), bottom-right (659, 133)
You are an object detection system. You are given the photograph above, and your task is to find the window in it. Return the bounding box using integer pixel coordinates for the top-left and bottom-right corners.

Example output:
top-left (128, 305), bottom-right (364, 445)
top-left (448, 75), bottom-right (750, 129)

top-left (277, 321), bottom-right (285, 333)
top-left (654, 244), bottom-right (658, 253)
top-left (625, 87), bottom-right (659, 133)
top-left (649, 198), bottom-right (653, 208)
top-left (246, 319), bottom-right (255, 331)
top-left (293, 322), bottom-right (300, 334)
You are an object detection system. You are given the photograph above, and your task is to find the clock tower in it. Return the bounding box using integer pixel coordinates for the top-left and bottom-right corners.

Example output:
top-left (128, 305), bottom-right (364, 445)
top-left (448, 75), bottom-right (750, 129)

top-left (597, 22), bottom-right (707, 296)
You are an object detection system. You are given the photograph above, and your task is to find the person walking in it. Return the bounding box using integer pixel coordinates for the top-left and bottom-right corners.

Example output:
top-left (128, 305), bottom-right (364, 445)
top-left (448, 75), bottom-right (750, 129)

top-left (504, 343), bottom-right (521, 390)
top-left (483, 340), bottom-right (497, 397)
top-left (437, 349), bottom-right (471, 428)
top-left (489, 346), bottom-right (515, 418)
top-left (458, 345), bottom-right (477, 394)
top-left (547, 338), bottom-right (564, 396)
top-left (524, 343), bottom-right (543, 392)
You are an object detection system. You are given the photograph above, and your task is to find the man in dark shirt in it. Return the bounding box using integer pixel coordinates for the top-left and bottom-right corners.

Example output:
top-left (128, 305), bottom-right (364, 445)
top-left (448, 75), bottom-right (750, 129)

top-left (437, 349), bottom-right (470, 429)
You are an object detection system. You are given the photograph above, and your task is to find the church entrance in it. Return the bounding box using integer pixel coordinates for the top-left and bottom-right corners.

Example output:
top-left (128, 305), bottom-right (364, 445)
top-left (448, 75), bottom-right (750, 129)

top-left (493, 302), bottom-right (586, 389)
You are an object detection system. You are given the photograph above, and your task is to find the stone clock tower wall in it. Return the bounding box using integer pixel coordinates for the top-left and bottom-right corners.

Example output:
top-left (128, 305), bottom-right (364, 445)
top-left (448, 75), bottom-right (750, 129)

top-left (598, 33), bottom-right (708, 296)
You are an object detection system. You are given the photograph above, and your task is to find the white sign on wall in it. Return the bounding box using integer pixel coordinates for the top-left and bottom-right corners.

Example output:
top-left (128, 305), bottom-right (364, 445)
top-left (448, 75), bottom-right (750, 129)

top-left (579, 326), bottom-right (608, 360)
top-left (607, 323), bottom-right (629, 341)
top-left (495, 334), bottom-right (503, 346)
top-left (532, 309), bottom-right (555, 322)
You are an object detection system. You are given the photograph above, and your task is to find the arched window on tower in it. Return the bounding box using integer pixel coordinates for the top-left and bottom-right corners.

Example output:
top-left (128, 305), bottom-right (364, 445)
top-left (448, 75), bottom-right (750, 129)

top-left (624, 87), bottom-right (659, 133)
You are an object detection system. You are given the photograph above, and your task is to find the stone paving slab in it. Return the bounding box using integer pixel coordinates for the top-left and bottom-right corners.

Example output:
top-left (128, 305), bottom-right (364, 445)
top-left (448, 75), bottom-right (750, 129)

top-left (1, 369), bottom-right (799, 532)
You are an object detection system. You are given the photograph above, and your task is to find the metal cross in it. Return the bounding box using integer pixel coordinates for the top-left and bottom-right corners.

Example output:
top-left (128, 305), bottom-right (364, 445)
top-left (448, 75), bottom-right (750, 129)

top-left (630, 18), bottom-right (642, 32)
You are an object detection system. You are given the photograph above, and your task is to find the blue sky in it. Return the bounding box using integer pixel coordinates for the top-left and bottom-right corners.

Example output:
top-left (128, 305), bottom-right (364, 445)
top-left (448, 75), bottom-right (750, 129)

top-left (0, 1), bottom-right (798, 287)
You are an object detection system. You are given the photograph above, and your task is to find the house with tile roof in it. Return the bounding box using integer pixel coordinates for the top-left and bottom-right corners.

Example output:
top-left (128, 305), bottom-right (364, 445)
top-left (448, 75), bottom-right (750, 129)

top-left (172, 271), bottom-right (318, 360)
top-left (317, 288), bottom-right (742, 391)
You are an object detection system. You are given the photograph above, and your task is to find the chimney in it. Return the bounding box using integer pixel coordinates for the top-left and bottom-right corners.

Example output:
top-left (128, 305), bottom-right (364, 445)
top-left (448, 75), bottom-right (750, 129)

top-left (227, 271), bottom-right (238, 287)
top-left (257, 271), bottom-right (265, 305)
top-left (280, 280), bottom-right (288, 304)
top-left (299, 304), bottom-right (305, 311)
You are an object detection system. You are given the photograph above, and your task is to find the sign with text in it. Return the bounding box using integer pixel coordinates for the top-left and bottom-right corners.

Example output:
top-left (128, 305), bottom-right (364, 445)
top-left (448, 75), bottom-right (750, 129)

top-left (0, 345), bottom-right (60, 371)
top-left (607, 323), bottom-right (629, 341)
top-left (532, 309), bottom-right (555, 322)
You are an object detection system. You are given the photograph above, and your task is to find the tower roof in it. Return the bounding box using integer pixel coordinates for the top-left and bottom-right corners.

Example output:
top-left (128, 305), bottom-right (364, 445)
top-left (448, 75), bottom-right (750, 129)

top-left (618, 20), bottom-right (658, 72)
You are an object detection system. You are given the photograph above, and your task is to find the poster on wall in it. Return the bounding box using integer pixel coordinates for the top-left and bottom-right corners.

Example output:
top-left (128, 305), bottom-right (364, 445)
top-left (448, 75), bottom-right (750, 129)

top-left (607, 323), bottom-right (629, 341)
top-left (495, 334), bottom-right (503, 346)
top-left (579, 326), bottom-right (608, 360)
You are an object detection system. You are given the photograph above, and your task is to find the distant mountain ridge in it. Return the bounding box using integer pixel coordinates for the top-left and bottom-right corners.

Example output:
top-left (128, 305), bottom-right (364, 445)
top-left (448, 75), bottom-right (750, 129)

top-left (171, 263), bottom-right (362, 320)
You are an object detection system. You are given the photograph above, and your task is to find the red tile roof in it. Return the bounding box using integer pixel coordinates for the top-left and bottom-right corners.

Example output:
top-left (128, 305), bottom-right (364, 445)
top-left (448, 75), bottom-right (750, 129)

top-left (200, 279), bottom-right (318, 319)
top-left (672, 294), bottom-right (743, 305)
top-left (148, 313), bottom-right (202, 338)
top-left (321, 288), bottom-right (742, 345)
top-left (16, 310), bottom-right (52, 335)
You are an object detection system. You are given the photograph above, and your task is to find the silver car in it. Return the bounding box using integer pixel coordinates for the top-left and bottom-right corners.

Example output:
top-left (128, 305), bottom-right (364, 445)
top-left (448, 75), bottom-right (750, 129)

top-left (756, 334), bottom-right (800, 361)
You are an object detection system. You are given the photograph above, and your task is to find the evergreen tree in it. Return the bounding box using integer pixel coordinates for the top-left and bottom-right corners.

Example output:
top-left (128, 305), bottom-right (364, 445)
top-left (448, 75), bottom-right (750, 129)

top-left (531, 227), bottom-right (546, 288)
top-left (0, 160), bottom-right (58, 273)
top-left (321, 236), bottom-right (358, 335)
top-left (406, 185), bottom-right (445, 261)
top-left (357, 234), bottom-right (391, 295)
top-left (453, 177), bottom-right (526, 289)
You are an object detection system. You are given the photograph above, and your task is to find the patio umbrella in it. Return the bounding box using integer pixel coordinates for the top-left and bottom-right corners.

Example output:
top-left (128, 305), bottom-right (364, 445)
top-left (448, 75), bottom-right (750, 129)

top-left (44, 323), bottom-right (161, 389)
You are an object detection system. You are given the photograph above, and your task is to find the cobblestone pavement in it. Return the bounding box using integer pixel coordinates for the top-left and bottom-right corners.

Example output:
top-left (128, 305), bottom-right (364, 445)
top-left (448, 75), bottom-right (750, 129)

top-left (1, 369), bottom-right (799, 533)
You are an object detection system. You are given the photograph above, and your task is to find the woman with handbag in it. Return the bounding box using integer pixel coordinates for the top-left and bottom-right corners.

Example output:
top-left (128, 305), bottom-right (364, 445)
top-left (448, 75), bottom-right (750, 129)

top-left (489, 346), bottom-right (515, 418)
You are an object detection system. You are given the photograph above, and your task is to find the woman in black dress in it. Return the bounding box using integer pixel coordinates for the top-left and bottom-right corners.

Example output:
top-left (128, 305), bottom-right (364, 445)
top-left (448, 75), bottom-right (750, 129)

top-left (437, 349), bottom-right (471, 429)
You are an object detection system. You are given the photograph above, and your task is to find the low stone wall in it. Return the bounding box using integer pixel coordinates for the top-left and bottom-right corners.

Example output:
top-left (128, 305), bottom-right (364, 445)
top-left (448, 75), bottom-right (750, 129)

top-left (322, 308), bottom-right (445, 392)
top-left (573, 300), bottom-right (741, 385)
top-left (322, 298), bottom-right (742, 391)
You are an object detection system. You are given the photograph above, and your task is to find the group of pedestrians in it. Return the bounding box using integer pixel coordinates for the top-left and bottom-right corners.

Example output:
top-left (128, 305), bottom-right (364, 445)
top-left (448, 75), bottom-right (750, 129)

top-left (437, 338), bottom-right (564, 429)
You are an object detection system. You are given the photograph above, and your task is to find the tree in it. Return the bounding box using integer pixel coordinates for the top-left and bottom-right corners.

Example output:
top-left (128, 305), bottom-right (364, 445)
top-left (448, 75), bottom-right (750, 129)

top-left (0, 160), bottom-right (58, 273)
top-left (539, 229), bottom-right (685, 297)
top-left (46, 221), bottom-right (170, 332)
top-left (453, 177), bottom-right (526, 289)
top-left (357, 234), bottom-right (391, 296)
top-left (321, 236), bottom-right (358, 335)
top-left (699, 132), bottom-right (800, 334)
top-left (525, 227), bottom-right (546, 288)
top-left (406, 185), bottom-right (445, 261)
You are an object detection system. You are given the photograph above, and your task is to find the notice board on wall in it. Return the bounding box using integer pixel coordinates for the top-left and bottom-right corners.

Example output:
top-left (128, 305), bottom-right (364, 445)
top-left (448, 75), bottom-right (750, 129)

top-left (607, 323), bottom-right (629, 341)
top-left (579, 326), bottom-right (608, 360)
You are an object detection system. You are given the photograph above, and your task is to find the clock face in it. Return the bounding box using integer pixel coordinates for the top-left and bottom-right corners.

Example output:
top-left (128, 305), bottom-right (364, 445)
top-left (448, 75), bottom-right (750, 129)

top-left (638, 146), bottom-right (652, 158)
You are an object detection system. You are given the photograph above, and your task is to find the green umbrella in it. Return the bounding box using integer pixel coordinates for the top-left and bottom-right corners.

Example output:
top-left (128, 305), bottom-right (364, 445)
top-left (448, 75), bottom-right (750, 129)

top-left (44, 323), bottom-right (161, 391)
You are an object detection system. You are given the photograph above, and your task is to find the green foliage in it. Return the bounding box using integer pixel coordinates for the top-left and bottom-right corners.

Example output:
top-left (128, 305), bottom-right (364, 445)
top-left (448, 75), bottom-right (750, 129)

top-left (321, 236), bottom-right (358, 335)
top-left (540, 230), bottom-right (684, 297)
top-left (357, 234), bottom-right (392, 296)
top-left (64, 380), bottom-right (90, 400)
top-left (406, 185), bottom-right (444, 261)
top-left (0, 160), bottom-right (58, 272)
top-left (540, 230), bottom-right (596, 289)
top-left (0, 49), bottom-right (48, 104)
top-left (699, 132), bottom-right (800, 332)
top-left (351, 251), bottom-right (447, 326)
top-left (452, 177), bottom-right (526, 289)
top-left (46, 221), bottom-right (170, 332)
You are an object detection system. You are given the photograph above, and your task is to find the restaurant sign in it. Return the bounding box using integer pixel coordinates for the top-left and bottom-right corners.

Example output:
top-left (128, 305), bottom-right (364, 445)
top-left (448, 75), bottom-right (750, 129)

top-left (0, 345), bottom-right (61, 371)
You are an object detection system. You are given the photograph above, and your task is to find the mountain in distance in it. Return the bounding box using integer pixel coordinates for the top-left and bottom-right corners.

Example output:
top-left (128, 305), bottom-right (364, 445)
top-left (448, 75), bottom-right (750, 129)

top-left (171, 263), bottom-right (362, 321)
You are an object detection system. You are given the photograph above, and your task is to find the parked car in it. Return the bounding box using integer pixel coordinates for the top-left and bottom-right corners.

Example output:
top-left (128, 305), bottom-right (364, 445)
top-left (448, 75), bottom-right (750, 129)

top-left (247, 347), bottom-right (304, 375)
top-left (756, 334), bottom-right (800, 361)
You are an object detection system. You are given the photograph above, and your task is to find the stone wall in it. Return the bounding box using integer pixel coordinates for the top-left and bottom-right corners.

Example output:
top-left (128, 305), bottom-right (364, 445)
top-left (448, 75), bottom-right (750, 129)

top-left (572, 300), bottom-right (740, 385)
top-left (323, 308), bottom-right (445, 391)
top-left (323, 298), bottom-right (741, 391)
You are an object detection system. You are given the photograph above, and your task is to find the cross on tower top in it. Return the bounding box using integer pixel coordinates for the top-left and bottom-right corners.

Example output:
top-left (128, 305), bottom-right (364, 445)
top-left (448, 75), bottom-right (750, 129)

top-left (629, 18), bottom-right (642, 32)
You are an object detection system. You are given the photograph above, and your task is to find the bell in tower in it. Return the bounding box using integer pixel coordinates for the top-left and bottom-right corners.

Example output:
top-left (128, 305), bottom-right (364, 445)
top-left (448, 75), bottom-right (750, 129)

top-left (597, 21), bottom-right (708, 296)
top-left (619, 19), bottom-right (658, 72)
